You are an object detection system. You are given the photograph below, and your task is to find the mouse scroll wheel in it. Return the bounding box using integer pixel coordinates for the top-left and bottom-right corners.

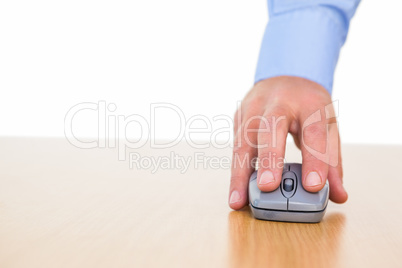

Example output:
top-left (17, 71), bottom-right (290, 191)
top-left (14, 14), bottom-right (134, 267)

top-left (283, 178), bottom-right (294, 192)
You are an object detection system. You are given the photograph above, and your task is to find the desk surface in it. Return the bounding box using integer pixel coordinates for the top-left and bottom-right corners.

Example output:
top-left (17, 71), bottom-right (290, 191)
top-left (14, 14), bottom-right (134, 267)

top-left (0, 137), bottom-right (401, 268)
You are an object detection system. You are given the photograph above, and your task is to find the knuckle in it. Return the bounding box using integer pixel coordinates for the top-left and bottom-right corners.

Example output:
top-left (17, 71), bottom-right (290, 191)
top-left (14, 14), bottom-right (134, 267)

top-left (302, 151), bottom-right (323, 163)
top-left (230, 175), bottom-right (246, 185)
top-left (236, 125), bottom-right (258, 148)
top-left (243, 115), bottom-right (262, 130)
top-left (233, 142), bottom-right (254, 155)
top-left (257, 151), bottom-right (283, 169)
top-left (232, 145), bottom-right (246, 155)
top-left (258, 150), bottom-right (280, 160)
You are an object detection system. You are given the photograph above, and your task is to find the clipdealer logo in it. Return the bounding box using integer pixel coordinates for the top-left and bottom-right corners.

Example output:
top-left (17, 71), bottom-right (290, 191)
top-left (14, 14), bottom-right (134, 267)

top-left (64, 100), bottom-right (339, 171)
top-left (64, 101), bottom-right (234, 161)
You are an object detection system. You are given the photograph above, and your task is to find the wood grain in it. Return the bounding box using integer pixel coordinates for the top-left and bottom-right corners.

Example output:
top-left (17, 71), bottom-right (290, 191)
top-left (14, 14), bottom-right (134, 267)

top-left (0, 137), bottom-right (401, 268)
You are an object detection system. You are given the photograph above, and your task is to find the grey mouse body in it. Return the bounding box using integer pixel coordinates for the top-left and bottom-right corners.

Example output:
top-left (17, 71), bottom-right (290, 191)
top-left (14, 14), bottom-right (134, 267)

top-left (248, 163), bottom-right (329, 223)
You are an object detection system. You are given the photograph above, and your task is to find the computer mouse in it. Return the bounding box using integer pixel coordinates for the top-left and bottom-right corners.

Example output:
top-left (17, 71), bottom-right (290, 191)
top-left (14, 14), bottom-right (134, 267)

top-left (248, 163), bottom-right (329, 223)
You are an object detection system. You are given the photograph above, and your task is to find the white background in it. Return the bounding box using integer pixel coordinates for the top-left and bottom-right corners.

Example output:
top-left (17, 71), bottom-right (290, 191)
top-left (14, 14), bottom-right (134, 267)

top-left (1, 0), bottom-right (401, 145)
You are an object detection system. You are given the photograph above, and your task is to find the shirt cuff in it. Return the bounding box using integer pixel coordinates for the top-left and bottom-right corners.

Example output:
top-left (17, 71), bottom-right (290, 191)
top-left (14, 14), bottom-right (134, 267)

top-left (255, 6), bottom-right (349, 95)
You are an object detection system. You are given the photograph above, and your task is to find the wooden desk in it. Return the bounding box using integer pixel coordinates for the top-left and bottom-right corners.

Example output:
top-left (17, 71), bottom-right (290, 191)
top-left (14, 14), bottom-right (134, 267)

top-left (0, 137), bottom-right (401, 268)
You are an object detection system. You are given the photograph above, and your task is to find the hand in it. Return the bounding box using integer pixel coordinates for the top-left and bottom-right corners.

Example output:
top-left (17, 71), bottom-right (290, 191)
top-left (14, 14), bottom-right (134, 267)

top-left (228, 76), bottom-right (348, 210)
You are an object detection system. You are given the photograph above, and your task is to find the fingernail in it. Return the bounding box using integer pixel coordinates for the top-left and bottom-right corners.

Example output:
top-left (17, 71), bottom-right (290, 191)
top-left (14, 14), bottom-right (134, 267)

top-left (305, 171), bottom-right (322, 187)
top-left (259, 170), bottom-right (275, 185)
top-left (229, 190), bottom-right (241, 204)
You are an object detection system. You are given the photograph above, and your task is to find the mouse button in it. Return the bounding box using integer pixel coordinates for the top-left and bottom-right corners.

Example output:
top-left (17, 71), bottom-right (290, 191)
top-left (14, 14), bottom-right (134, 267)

top-left (288, 163), bottom-right (302, 176)
top-left (248, 179), bottom-right (287, 210)
top-left (281, 171), bottom-right (297, 198)
top-left (283, 179), bottom-right (294, 192)
top-left (288, 182), bottom-right (329, 211)
top-left (249, 170), bottom-right (258, 181)
top-left (283, 163), bottom-right (290, 171)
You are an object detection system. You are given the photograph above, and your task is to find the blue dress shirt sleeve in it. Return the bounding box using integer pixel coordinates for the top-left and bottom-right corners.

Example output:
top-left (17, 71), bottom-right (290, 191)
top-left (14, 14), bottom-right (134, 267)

top-left (255, 0), bottom-right (361, 94)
